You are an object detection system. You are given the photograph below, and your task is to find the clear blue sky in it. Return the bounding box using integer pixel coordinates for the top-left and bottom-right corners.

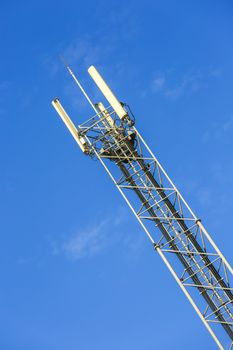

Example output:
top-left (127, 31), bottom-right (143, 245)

top-left (0, 1), bottom-right (233, 349)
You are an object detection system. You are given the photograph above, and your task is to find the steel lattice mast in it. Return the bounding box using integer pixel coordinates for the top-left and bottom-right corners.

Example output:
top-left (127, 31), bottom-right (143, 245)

top-left (52, 64), bottom-right (233, 350)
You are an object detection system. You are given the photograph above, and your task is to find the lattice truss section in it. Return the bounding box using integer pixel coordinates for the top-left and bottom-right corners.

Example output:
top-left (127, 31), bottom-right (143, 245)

top-left (78, 105), bottom-right (233, 350)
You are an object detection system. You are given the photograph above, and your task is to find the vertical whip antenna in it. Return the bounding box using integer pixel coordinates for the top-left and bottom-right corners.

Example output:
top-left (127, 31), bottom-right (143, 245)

top-left (59, 55), bottom-right (99, 115)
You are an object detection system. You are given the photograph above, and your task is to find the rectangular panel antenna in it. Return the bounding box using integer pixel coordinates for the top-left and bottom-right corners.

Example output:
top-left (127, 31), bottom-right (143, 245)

top-left (88, 65), bottom-right (127, 120)
top-left (52, 98), bottom-right (87, 153)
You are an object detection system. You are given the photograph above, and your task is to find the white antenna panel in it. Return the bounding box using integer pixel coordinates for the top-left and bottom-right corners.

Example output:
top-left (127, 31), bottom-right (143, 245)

top-left (88, 65), bottom-right (127, 120)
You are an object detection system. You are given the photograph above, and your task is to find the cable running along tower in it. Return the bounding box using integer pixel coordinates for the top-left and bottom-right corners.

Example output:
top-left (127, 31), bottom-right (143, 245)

top-left (52, 64), bottom-right (233, 349)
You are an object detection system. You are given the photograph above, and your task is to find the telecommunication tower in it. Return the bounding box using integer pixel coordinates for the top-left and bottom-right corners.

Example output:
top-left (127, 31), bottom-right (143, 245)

top-left (52, 64), bottom-right (233, 349)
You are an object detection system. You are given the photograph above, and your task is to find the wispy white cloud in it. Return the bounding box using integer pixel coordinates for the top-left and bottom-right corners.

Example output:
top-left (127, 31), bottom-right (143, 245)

top-left (62, 37), bottom-right (113, 68)
top-left (202, 116), bottom-right (233, 143)
top-left (52, 206), bottom-right (148, 261)
top-left (209, 68), bottom-right (222, 78)
top-left (149, 68), bottom-right (221, 100)
top-left (151, 75), bottom-right (165, 93)
top-left (62, 219), bottom-right (109, 260)
top-left (53, 208), bottom-right (129, 261)
top-left (153, 70), bottom-right (201, 99)
top-left (223, 116), bottom-right (233, 131)
top-left (43, 2), bottom-right (140, 85)
top-left (179, 155), bottom-right (233, 221)
top-left (16, 257), bottom-right (34, 265)
top-left (165, 71), bottom-right (201, 99)
top-left (42, 35), bottom-right (115, 82)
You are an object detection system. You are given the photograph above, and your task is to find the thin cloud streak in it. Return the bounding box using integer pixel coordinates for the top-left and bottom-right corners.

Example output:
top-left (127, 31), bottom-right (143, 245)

top-left (52, 207), bottom-right (148, 261)
top-left (149, 68), bottom-right (221, 100)
top-left (62, 219), bottom-right (109, 260)
top-left (202, 116), bottom-right (233, 143)
top-left (53, 208), bottom-right (126, 261)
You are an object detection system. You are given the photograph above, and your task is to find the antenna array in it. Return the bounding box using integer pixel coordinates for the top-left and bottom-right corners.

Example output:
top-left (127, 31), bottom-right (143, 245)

top-left (52, 64), bottom-right (233, 350)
